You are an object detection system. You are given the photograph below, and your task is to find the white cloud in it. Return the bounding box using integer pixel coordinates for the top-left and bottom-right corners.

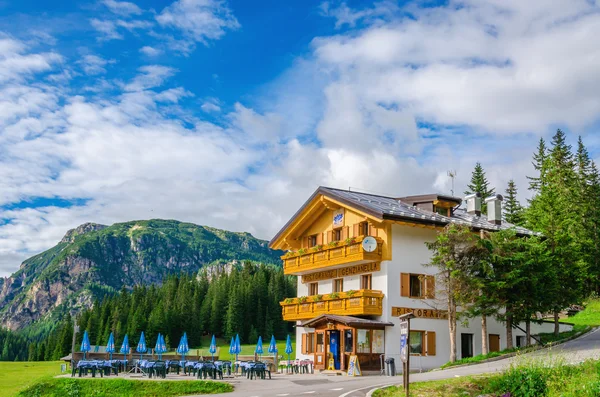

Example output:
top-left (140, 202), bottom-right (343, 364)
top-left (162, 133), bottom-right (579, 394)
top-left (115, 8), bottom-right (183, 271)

top-left (156, 0), bottom-right (240, 51)
top-left (0, 37), bottom-right (62, 83)
top-left (123, 65), bottom-right (177, 91)
top-left (139, 45), bottom-right (162, 57)
top-left (320, 1), bottom-right (399, 29)
top-left (102, 0), bottom-right (143, 16)
top-left (201, 97), bottom-right (221, 113)
top-left (77, 54), bottom-right (115, 75)
top-left (90, 18), bottom-right (123, 40)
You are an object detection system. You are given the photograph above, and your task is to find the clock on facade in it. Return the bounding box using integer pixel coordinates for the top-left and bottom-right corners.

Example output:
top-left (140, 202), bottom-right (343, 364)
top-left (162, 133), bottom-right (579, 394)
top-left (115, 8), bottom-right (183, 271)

top-left (362, 236), bottom-right (377, 252)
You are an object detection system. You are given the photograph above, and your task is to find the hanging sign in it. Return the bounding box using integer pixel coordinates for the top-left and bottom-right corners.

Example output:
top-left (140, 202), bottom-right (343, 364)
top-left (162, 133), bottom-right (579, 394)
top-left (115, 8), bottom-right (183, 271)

top-left (347, 355), bottom-right (362, 376)
top-left (392, 306), bottom-right (447, 319)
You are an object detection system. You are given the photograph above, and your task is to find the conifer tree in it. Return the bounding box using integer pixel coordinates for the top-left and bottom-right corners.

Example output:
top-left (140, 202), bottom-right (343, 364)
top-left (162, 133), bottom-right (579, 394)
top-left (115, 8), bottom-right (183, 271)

top-left (464, 162), bottom-right (495, 212)
top-left (528, 138), bottom-right (548, 193)
top-left (504, 180), bottom-right (524, 226)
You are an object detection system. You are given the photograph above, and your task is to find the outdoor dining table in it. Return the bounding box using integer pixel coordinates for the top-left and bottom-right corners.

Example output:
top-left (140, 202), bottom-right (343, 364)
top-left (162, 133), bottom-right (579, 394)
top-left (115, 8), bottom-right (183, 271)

top-left (74, 360), bottom-right (116, 377)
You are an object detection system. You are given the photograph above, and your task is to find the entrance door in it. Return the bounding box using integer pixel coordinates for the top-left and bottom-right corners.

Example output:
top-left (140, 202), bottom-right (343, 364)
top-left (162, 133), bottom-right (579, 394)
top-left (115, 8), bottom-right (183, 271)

top-left (489, 334), bottom-right (500, 352)
top-left (328, 330), bottom-right (341, 370)
top-left (461, 333), bottom-right (473, 359)
top-left (315, 331), bottom-right (326, 369)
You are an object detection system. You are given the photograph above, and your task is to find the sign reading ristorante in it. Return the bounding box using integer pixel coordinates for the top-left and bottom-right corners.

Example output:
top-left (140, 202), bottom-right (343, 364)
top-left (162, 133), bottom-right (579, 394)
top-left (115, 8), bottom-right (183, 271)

top-left (301, 262), bottom-right (380, 283)
top-left (392, 306), bottom-right (447, 319)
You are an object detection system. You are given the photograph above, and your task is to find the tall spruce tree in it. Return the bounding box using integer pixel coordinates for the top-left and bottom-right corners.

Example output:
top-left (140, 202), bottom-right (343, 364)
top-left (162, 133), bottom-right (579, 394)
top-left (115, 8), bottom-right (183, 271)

top-left (465, 162), bottom-right (495, 212)
top-left (504, 180), bottom-right (524, 226)
top-left (528, 138), bottom-right (548, 193)
top-left (527, 129), bottom-right (587, 335)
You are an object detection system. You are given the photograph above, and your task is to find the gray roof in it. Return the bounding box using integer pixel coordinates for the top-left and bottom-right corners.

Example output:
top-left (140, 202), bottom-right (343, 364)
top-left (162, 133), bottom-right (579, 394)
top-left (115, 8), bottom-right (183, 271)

top-left (320, 187), bottom-right (537, 235)
top-left (300, 314), bottom-right (394, 328)
top-left (270, 186), bottom-right (537, 247)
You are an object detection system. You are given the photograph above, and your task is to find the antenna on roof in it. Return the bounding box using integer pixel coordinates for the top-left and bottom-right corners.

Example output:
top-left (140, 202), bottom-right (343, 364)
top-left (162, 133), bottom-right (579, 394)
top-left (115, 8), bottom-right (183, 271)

top-left (447, 170), bottom-right (457, 197)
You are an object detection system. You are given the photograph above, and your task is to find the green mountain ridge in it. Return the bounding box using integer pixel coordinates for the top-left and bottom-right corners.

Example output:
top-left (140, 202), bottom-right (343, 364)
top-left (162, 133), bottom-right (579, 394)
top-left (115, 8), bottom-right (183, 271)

top-left (0, 219), bottom-right (283, 331)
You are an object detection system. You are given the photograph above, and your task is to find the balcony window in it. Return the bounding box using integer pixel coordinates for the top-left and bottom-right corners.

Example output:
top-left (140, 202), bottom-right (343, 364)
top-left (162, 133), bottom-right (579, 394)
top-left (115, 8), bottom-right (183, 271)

top-left (333, 228), bottom-right (342, 241)
top-left (360, 222), bottom-right (369, 236)
top-left (333, 278), bottom-right (343, 293)
top-left (361, 274), bottom-right (372, 290)
top-left (309, 282), bottom-right (318, 296)
top-left (308, 235), bottom-right (317, 248)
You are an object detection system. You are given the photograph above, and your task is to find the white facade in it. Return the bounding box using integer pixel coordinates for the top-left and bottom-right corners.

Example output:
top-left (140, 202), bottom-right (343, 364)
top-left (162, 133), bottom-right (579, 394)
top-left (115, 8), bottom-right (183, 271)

top-left (294, 224), bottom-right (572, 370)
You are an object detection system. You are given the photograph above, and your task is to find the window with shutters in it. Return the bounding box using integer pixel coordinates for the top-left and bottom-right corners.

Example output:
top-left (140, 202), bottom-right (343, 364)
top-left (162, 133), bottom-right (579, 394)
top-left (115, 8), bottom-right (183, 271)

top-left (409, 330), bottom-right (436, 356)
top-left (309, 282), bottom-right (318, 295)
top-left (306, 333), bottom-right (315, 353)
top-left (401, 273), bottom-right (435, 299)
top-left (359, 222), bottom-right (369, 236)
top-left (333, 278), bottom-right (343, 293)
top-left (409, 275), bottom-right (421, 297)
top-left (307, 234), bottom-right (317, 248)
top-left (360, 274), bottom-right (372, 290)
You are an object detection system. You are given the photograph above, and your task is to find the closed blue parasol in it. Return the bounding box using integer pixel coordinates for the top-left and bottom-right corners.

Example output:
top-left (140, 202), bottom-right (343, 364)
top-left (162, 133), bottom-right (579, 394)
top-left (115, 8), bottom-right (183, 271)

top-left (80, 330), bottom-right (91, 359)
top-left (106, 332), bottom-right (115, 361)
top-left (136, 331), bottom-right (147, 360)
top-left (177, 332), bottom-right (189, 361)
top-left (229, 336), bottom-right (236, 356)
top-left (285, 334), bottom-right (293, 364)
top-left (120, 334), bottom-right (130, 360)
top-left (268, 335), bottom-right (277, 354)
top-left (156, 333), bottom-right (168, 360)
top-left (255, 336), bottom-right (264, 360)
top-left (209, 335), bottom-right (217, 361)
top-left (234, 334), bottom-right (241, 360)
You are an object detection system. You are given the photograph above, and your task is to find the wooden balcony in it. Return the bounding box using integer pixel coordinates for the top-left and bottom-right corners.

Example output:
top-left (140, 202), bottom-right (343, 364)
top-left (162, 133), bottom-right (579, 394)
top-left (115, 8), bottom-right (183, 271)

top-left (282, 237), bottom-right (383, 275)
top-left (280, 290), bottom-right (384, 321)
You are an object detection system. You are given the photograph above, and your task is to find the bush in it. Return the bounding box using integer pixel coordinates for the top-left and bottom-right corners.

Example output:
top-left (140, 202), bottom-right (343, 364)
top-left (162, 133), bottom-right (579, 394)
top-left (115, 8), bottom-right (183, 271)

top-left (485, 363), bottom-right (548, 397)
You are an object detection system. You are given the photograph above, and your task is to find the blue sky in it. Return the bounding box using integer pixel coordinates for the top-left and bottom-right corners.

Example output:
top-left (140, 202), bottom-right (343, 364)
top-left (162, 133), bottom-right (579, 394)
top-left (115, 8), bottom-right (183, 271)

top-left (0, 0), bottom-right (599, 276)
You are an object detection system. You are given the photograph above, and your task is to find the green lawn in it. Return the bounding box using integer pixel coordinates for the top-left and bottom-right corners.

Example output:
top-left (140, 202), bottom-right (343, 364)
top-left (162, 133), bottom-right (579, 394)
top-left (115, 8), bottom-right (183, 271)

top-left (561, 298), bottom-right (600, 327)
top-left (17, 378), bottom-right (232, 397)
top-left (0, 361), bottom-right (63, 397)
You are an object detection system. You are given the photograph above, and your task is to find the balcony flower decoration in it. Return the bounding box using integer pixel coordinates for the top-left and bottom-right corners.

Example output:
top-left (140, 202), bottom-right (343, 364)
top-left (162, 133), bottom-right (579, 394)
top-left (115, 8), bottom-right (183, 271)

top-left (313, 294), bottom-right (323, 302)
top-left (298, 296), bottom-right (308, 304)
top-left (298, 248), bottom-right (307, 255)
top-left (327, 241), bottom-right (338, 248)
top-left (284, 298), bottom-right (294, 304)
top-left (283, 251), bottom-right (293, 258)
top-left (312, 244), bottom-right (323, 252)
top-left (329, 292), bottom-right (340, 299)
top-left (344, 237), bottom-right (356, 246)
top-left (346, 290), bottom-right (357, 297)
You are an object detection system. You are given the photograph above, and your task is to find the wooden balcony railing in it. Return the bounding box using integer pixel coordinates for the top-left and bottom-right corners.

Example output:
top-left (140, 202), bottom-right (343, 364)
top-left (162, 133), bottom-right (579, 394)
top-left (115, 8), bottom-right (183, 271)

top-left (280, 290), bottom-right (384, 321)
top-left (282, 237), bottom-right (383, 275)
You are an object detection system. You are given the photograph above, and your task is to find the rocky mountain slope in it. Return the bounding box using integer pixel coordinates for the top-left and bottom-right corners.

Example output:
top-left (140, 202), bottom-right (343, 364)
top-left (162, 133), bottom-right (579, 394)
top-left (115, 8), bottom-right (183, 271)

top-left (0, 219), bottom-right (282, 331)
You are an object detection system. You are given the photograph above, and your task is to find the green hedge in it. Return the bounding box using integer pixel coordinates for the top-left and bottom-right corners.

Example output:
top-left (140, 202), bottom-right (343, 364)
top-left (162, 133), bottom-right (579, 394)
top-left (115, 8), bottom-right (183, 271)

top-left (17, 377), bottom-right (233, 397)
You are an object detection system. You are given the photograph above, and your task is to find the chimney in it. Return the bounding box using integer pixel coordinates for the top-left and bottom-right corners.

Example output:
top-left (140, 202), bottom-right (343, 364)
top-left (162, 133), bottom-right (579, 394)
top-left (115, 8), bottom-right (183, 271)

top-left (485, 194), bottom-right (503, 225)
top-left (465, 193), bottom-right (482, 216)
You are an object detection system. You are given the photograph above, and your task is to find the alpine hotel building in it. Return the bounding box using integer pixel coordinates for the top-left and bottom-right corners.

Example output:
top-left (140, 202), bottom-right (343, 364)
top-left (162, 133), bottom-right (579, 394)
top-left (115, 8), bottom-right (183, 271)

top-left (269, 187), bottom-right (571, 371)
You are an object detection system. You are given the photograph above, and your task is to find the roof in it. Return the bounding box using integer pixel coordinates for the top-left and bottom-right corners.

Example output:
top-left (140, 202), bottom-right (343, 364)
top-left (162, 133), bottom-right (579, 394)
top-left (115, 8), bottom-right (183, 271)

top-left (300, 314), bottom-right (394, 328)
top-left (269, 186), bottom-right (537, 247)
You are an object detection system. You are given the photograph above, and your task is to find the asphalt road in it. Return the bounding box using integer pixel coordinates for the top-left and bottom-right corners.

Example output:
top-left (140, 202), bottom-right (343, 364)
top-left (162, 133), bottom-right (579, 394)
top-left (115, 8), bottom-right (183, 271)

top-left (204, 328), bottom-right (600, 397)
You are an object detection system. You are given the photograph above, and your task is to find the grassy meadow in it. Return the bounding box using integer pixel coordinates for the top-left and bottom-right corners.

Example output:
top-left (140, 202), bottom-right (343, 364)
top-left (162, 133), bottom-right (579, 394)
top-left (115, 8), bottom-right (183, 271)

top-left (0, 361), bottom-right (63, 397)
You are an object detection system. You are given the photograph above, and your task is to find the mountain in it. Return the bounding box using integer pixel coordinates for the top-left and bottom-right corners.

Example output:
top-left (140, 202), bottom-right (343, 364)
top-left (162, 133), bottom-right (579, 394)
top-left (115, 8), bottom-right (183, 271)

top-left (0, 219), bottom-right (283, 331)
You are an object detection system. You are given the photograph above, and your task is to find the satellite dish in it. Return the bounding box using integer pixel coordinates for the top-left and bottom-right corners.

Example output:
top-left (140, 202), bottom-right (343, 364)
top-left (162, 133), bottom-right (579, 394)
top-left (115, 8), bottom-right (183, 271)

top-left (362, 236), bottom-right (377, 252)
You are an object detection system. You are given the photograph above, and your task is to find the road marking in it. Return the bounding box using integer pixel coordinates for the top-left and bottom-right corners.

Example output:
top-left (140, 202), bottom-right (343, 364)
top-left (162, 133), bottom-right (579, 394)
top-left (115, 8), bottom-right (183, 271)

top-left (330, 388), bottom-right (344, 391)
top-left (276, 394), bottom-right (290, 396)
top-left (302, 392), bottom-right (315, 394)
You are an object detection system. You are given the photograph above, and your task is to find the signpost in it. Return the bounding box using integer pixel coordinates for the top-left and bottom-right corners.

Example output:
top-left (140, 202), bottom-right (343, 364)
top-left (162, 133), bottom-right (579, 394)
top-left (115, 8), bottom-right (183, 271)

top-left (399, 313), bottom-right (415, 397)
